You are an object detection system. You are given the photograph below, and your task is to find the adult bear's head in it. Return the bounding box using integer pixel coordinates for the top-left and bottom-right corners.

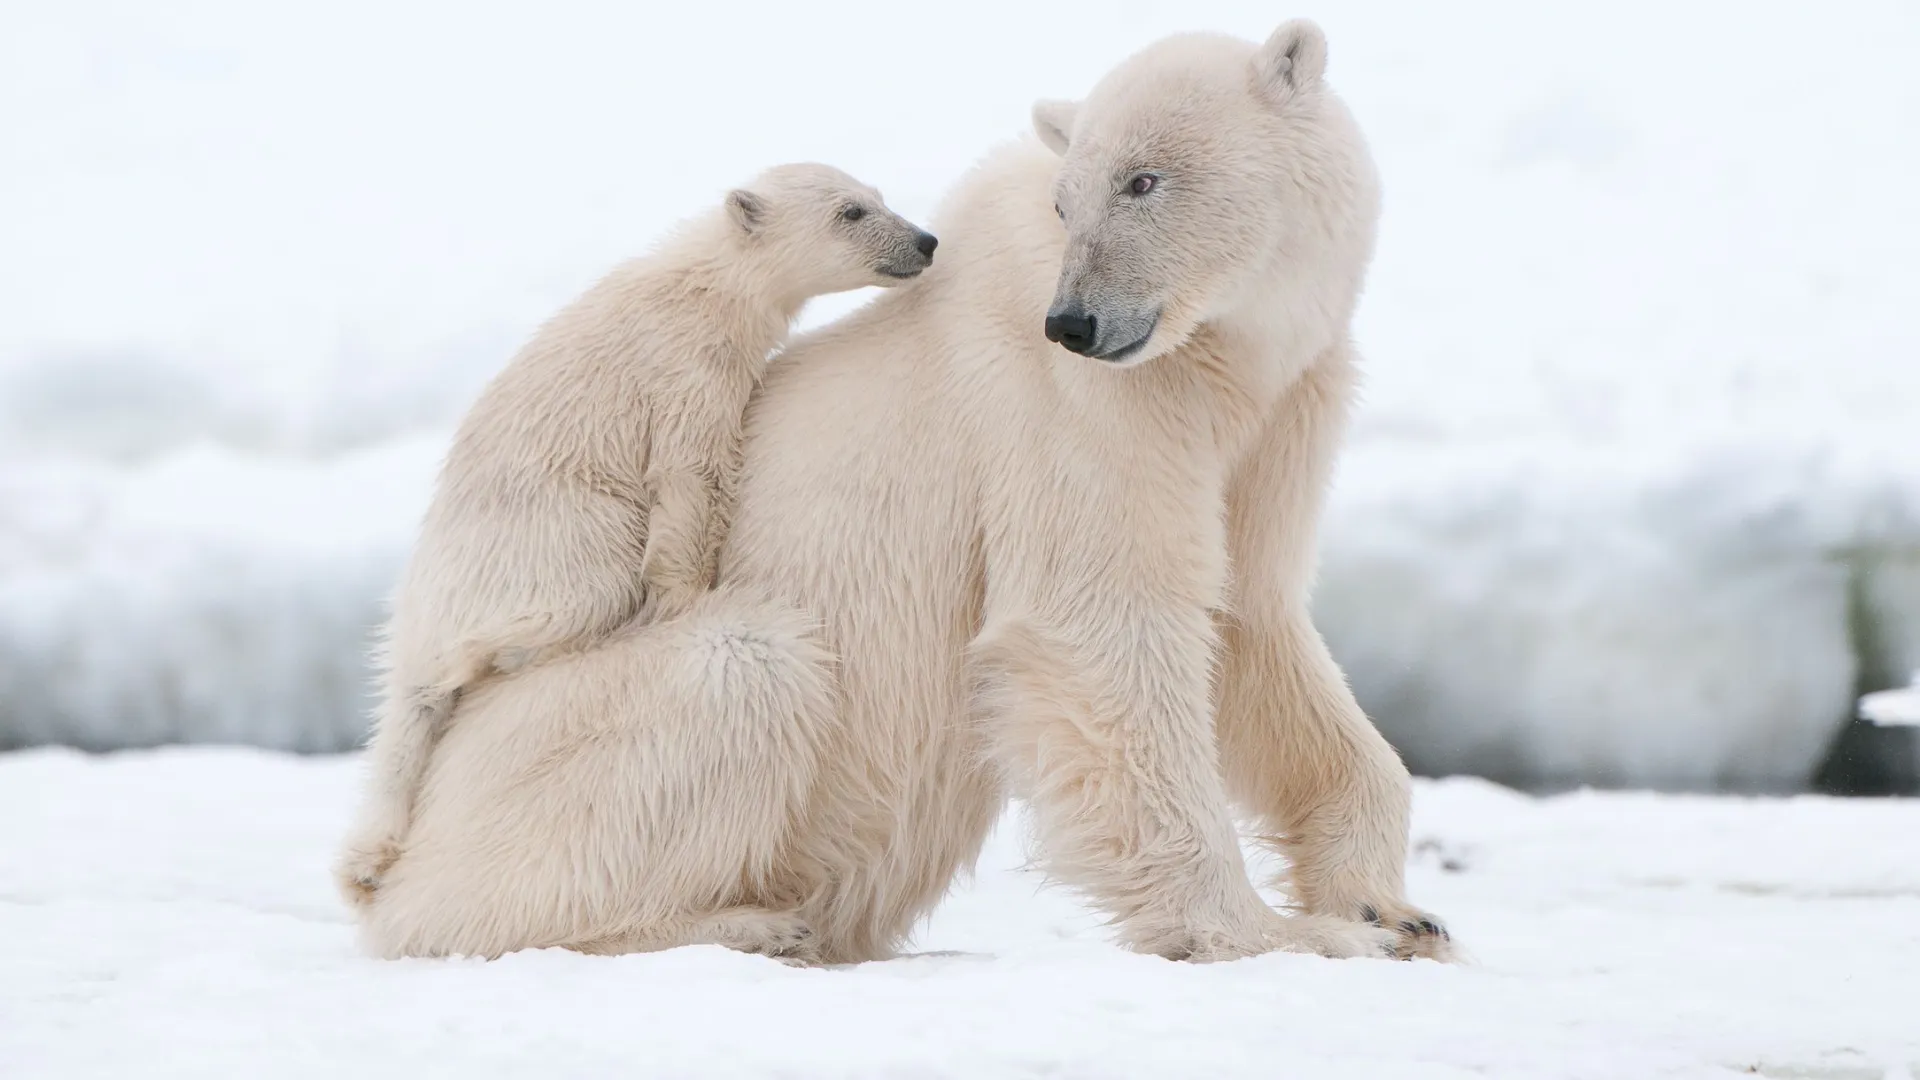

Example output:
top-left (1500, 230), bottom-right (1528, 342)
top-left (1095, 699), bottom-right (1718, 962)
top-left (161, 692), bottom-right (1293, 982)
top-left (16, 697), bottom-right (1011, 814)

top-left (1032, 20), bottom-right (1379, 367)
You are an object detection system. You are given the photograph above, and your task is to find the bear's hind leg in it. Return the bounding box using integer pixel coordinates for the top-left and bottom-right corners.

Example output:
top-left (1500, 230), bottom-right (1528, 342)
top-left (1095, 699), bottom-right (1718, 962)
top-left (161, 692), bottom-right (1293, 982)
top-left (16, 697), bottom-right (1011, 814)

top-left (358, 586), bottom-right (843, 962)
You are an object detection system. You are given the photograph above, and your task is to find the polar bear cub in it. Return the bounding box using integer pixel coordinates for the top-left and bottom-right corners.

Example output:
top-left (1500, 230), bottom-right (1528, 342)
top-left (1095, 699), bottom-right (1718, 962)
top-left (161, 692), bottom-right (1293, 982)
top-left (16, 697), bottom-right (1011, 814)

top-left (334, 164), bottom-right (938, 904)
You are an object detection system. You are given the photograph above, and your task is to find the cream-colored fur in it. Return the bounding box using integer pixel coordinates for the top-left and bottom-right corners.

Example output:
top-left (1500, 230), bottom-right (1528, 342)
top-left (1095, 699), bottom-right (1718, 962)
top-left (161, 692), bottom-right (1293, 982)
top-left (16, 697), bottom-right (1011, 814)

top-left (333, 164), bottom-right (936, 905)
top-left (359, 20), bottom-right (1452, 965)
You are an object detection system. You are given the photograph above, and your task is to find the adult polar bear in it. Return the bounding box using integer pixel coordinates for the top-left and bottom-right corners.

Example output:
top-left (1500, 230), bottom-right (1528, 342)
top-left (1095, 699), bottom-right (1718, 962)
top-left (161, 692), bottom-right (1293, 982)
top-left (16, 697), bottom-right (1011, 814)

top-left (360, 19), bottom-right (1451, 965)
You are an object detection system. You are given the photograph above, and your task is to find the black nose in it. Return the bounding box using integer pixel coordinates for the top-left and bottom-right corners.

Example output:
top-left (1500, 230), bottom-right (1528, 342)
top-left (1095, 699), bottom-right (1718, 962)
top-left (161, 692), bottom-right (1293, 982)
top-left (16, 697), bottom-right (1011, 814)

top-left (1044, 310), bottom-right (1096, 354)
top-left (915, 231), bottom-right (938, 257)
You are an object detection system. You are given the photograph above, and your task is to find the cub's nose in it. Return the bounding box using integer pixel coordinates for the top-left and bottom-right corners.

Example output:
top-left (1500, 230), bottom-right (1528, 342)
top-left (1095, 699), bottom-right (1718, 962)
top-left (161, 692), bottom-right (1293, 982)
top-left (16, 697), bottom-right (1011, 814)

top-left (1044, 310), bottom-right (1096, 355)
top-left (914, 231), bottom-right (938, 258)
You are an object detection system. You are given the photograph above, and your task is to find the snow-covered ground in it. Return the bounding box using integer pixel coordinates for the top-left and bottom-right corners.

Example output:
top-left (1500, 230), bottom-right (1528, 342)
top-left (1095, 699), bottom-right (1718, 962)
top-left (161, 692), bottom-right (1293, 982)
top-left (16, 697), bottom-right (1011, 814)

top-left (3, 747), bottom-right (1916, 1079)
top-left (3, 0), bottom-right (1918, 785)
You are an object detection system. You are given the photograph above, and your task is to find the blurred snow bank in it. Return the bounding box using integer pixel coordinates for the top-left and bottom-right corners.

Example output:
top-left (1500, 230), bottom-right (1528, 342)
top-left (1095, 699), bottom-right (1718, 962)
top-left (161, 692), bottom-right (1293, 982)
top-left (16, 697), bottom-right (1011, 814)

top-left (1320, 442), bottom-right (1920, 791)
top-left (5, 433), bottom-right (1918, 794)
top-left (0, 441), bottom-right (441, 751)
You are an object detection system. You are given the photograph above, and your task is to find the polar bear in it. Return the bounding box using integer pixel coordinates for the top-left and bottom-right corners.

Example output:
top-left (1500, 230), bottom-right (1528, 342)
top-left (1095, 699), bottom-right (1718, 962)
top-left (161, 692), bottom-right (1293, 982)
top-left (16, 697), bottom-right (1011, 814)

top-left (358, 19), bottom-right (1452, 966)
top-left (333, 164), bottom-right (937, 905)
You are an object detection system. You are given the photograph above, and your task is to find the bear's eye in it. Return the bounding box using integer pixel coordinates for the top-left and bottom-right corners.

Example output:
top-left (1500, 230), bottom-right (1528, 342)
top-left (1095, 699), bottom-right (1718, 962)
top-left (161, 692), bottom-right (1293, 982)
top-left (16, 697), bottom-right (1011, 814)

top-left (1127, 174), bottom-right (1157, 196)
top-left (1054, 202), bottom-right (1064, 220)
top-left (841, 205), bottom-right (866, 222)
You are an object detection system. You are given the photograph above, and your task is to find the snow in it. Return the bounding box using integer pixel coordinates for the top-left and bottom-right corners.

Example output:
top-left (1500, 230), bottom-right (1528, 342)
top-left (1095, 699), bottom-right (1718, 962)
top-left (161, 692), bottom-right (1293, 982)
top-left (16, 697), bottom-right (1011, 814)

top-left (1863, 677), bottom-right (1920, 728)
top-left (3, 0), bottom-right (1919, 785)
top-left (3, 748), bottom-right (1917, 1079)
top-left (1318, 446), bottom-right (1866, 791)
top-left (0, 439), bottom-right (440, 751)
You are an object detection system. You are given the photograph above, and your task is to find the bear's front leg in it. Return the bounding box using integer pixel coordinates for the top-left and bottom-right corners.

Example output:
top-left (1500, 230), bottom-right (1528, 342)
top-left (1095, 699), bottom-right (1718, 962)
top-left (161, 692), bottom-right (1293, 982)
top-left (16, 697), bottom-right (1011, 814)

top-left (971, 610), bottom-right (1394, 963)
top-left (1215, 610), bottom-right (1453, 962)
top-left (1216, 349), bottom-right (1454, 962)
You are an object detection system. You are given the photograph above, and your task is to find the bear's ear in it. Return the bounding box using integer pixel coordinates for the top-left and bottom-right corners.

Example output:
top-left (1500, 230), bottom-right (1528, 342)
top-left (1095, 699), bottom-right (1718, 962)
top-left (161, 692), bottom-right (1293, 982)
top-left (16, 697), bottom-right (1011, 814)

top-left (1031, 99), bottom-right (1079, 157)
top-left (726, 189), bottom-right (766, 234)
top-left (1252, 18), bottom-right (1327, 100)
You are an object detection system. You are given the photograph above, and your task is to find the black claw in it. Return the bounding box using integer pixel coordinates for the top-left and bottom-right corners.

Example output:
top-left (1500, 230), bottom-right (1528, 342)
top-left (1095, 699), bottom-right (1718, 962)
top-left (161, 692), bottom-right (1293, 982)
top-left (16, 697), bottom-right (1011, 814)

top-left (1418, 919), bottom-right (1441, 935)
top-left (1398, 919), bottom-right (1421, 936)
top-left (1359, 904), bottom-right (1380, 925)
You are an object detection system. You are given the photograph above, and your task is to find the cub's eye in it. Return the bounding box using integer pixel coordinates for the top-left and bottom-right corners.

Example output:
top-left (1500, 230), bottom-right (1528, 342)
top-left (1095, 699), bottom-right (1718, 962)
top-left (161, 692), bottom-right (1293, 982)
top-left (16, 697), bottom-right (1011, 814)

top-left (1128, 174), bottom-right (1157, 196)
top-left (841, 205), bottom-right (866, 222)
top-left (1054, 202), bottom-right (1064, 220)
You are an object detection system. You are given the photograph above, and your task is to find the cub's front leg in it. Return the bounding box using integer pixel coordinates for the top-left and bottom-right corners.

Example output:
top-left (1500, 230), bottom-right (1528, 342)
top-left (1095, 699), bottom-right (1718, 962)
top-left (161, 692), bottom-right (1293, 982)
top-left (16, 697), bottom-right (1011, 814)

top-left (636, 398), bottom-right (743, 623)
top-left (637, 463), bottom-right (722, 622)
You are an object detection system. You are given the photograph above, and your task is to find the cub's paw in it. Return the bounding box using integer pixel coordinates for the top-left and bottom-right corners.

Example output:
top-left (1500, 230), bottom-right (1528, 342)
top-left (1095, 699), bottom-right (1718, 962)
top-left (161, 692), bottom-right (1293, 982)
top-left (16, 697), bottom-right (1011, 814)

top-left (1357, 902), bottom-right (1456, 962)
top-left (638, 580), bottom-right (706, 626)
top-left (332, 834), bottom-right (401, 909)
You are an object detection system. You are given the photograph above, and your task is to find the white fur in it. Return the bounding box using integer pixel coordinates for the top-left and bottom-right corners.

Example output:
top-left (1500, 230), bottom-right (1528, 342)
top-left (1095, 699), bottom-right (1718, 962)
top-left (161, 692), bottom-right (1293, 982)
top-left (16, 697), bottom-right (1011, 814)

top-left (359, 22), bottom-right (1452, 965)
top-left (333, 164), bottom-right (933, 905)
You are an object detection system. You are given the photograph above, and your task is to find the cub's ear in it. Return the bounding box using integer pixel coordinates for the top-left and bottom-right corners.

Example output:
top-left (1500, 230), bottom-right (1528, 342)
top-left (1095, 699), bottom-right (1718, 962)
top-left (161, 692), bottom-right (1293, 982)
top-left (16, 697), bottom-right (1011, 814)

top-left (1031, 98), bottom-right (1079, 157)
top-left (1252, 18), bottom-right (1327, 99)
top-left (725, 189), bottom-right (766, 234)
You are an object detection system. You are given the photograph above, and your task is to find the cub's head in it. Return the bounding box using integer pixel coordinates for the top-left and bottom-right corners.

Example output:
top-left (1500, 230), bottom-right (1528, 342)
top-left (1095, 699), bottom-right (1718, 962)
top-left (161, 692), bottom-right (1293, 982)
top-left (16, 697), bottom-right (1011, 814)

top-left (1032, 19), bottom-right (1378, 366)
top-left (724, 163), bottom-right (937, 298)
